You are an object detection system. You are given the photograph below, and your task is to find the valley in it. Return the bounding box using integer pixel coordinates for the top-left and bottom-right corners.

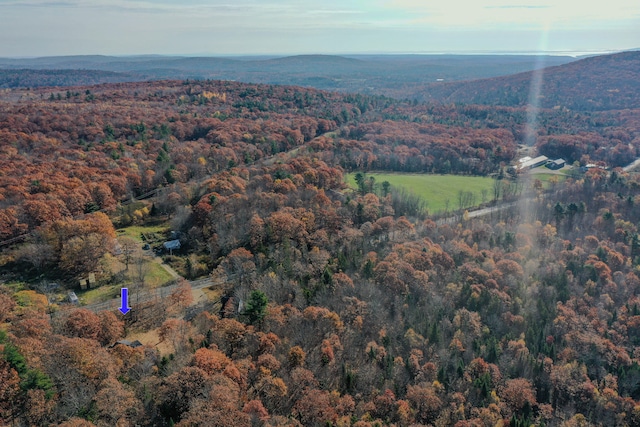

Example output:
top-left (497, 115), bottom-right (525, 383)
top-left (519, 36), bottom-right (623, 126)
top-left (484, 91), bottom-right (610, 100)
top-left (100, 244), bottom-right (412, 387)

top-left (1, 51), bottom-right (640, 427)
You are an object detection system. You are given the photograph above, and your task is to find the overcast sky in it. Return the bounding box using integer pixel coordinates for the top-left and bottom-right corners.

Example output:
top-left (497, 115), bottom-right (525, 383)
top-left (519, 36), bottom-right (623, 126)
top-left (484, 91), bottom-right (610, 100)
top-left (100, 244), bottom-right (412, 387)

top-left (0, 0), bottom-right (638, 57)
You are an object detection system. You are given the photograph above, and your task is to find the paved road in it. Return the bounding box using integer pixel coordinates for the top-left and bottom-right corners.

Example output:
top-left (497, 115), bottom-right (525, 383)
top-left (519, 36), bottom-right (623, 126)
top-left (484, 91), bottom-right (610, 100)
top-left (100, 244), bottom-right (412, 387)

top-left (468, 201), bottom-right (521, 218)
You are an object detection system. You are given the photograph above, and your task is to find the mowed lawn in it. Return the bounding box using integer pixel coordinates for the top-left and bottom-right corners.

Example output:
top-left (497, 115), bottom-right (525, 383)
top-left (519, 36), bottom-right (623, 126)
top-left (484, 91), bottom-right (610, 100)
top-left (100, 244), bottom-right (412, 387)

top-left (345, 173), bottom-right (496, 214)
top-left (117, 223), bottom-right (169, 242)
top-left (528, 172), bottom-right (569, 186)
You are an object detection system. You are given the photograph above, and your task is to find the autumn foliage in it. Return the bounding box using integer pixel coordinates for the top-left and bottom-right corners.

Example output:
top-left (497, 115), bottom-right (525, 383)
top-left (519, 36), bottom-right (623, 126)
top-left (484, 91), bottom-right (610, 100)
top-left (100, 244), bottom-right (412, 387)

top-left (1, 71), bottom-right (640, 426)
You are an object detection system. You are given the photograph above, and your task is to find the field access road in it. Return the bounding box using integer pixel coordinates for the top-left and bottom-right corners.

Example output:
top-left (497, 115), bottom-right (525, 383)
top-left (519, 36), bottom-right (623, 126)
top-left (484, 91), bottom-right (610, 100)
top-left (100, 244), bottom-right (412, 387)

top-left (436, 201), bottom-right (519, 225)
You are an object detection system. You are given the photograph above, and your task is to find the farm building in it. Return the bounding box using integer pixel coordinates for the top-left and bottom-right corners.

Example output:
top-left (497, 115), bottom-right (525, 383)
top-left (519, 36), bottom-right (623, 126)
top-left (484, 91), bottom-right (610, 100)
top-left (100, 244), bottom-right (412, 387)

top-left (517, 155), bottom-right (549, 170)
top-left (518, 156), bottom-right (532, 164)
top-left (547, 158), bottom-right (566, 170)
top-left (79, 272), bottom-right (97, 290)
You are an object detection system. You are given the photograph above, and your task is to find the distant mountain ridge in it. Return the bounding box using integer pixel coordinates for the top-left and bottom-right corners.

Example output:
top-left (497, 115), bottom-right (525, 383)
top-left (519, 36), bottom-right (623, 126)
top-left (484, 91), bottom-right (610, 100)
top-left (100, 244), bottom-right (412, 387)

top-left (0, 69), bottom-right (141, 89)
top-left (0, 53), bottom-right (577, 95)
top-left (420, 51), bottom-right (640, 111)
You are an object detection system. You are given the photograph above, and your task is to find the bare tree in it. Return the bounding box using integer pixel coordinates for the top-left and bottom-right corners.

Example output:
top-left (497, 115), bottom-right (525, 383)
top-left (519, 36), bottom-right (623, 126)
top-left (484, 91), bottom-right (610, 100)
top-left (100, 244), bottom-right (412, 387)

top-left (131, 252), bottom-right (149, 305)
top-left (493, 178), bottom-right (502, 201)
top-left (119, 236), bottom-right (139, 271)
top-left (18, 242), bottom-right (54, 273)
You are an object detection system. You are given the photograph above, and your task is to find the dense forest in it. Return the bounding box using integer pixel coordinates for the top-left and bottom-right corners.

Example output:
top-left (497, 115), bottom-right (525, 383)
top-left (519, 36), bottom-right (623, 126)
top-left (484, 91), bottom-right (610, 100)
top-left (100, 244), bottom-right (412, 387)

top-left (0, 69), bottom-right (141, 90)
top-left (2, 53), bottom-right (640, 426)
top-left (2, 77), bottom-right (639, 242)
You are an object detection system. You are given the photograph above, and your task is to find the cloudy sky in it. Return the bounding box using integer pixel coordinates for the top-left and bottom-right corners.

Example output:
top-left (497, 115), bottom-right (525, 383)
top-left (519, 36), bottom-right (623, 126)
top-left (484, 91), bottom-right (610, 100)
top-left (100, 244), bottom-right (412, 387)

top-left (0, 0), bottom-right (638, 57)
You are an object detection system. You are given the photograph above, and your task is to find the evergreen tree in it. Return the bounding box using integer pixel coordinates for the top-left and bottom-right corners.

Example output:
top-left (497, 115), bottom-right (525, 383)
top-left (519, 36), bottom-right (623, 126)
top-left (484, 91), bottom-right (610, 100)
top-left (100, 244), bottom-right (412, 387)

top-left (244, 290), bottom-right (268, 324)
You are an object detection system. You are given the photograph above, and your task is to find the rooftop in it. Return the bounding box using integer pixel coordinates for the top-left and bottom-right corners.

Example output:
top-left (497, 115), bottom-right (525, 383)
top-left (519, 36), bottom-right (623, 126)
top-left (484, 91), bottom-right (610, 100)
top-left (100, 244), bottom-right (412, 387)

top-left (163, 239), bottom-right (181, 250)
top-left (517, 155), bottom-right (549, 169)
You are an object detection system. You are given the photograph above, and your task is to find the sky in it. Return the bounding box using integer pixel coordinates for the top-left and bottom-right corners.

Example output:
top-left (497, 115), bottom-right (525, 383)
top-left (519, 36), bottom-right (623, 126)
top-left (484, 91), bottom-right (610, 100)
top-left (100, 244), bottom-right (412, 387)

top-left (0, 0), bottom-right (638, 57)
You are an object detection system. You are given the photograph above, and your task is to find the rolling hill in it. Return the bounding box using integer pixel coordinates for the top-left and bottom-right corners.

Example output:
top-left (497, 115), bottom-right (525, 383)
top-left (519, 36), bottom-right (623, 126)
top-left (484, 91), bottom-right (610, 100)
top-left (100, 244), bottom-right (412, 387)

top-left (0, 53), bottom-right (577, 95)
top-left (0, 69), bottom-right (142, 89)
top-left (420, 51), bottom-right (640, 111)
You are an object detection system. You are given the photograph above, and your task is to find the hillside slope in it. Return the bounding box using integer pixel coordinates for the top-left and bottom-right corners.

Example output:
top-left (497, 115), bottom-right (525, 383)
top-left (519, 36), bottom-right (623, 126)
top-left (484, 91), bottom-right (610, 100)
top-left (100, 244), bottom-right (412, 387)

top-left (420, 51), bottom-right (640, 111)
top-left (2, 78), bottom-right (640, 426)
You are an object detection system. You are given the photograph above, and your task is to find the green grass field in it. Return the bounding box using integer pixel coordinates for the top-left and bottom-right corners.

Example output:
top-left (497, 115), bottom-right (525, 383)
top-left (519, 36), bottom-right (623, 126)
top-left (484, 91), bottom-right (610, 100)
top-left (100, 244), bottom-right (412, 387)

top-left (77, 264), bottom-right (174, 305)
top-left (529, 172), bottom-right (568, 185)
top-left (345, 172), bottom-right (497, 214)
top-left (118, 224), bottom-right (169, 242)
top-left (146, 263), bottom-right (175, 288)
top-left (78, 285), bottom-right (119, 306)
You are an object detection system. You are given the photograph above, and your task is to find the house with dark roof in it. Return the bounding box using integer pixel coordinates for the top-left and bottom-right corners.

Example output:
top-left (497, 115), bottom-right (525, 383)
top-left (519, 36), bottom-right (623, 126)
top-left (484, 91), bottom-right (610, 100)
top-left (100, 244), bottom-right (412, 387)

top-left (110, 340), bottom-right (143, 348)
top-left (547, 158), bottom-right (566, 170)
top-left (163, 239), bottom-right (181, 254)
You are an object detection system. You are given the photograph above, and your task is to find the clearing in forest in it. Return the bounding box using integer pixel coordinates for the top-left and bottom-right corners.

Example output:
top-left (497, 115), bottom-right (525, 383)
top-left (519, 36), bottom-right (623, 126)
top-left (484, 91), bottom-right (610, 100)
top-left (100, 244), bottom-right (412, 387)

top-left (345, 172), bottom-right (497, 214)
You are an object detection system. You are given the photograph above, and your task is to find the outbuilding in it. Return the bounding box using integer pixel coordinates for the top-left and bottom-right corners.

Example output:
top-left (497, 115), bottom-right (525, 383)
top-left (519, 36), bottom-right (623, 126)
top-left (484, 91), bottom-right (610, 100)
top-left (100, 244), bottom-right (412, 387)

top-left (547, 158), bottom-right (566, 170)
top-left (68, 291), bottom-right (79, 304)
top-left (517, 155), bottom-right (549, 170)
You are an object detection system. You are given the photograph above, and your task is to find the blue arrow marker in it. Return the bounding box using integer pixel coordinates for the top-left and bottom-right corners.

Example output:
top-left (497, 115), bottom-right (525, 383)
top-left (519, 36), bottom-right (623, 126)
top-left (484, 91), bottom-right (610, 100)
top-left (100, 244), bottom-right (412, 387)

top-left (119, 288), bottom-right (131, 315)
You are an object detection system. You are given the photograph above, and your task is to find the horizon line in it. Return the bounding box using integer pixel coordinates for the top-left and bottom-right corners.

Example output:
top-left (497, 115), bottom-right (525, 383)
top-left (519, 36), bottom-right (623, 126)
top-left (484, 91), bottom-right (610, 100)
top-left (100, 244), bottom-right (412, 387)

top-left (1, 48), bottom-right (633, 60)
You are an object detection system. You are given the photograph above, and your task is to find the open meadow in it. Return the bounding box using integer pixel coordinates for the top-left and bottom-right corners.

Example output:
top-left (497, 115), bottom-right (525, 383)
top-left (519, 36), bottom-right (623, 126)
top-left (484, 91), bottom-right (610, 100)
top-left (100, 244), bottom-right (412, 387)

top-left (345, 172), bottom-right (497, 214)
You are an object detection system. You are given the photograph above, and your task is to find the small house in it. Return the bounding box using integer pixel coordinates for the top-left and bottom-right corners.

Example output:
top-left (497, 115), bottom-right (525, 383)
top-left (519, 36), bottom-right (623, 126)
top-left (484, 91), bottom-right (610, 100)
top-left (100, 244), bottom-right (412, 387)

top-left (163, 239), bottom-right (181, 254)
top-left (580, 163), bottom-right (607, 173)
top-left (110, 340), bottom-right (143, 348)
top-left (68, 291), bottom-right (79, 304)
